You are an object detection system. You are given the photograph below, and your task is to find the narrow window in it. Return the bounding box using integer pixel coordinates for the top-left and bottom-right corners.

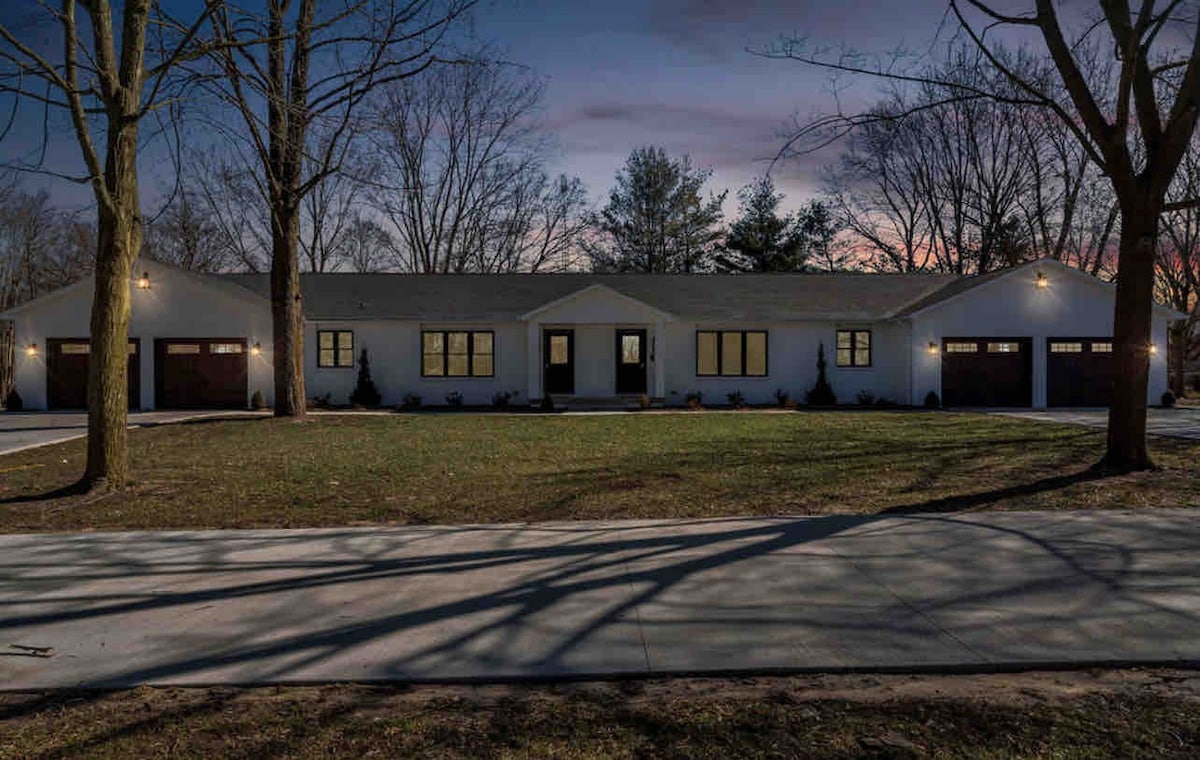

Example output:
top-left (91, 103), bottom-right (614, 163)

top-left (1050, 342), bottom-right (1083, 353)
top-left (987, 342), bottom-right (1021, 353)
top-left (317, 330), bottom-right (354, 368)
top-left (945, 342), bottom-right (978, 353)
top-left (696, 332), bottom-right (719, 376)
top-left (167, 343), bottom-right (201, 355)
top-left (1091, 342), bottom-right (1113, 353)
top-left (745, 332), bottom-right (767, 376)
top-left (836, 330), bottom-right (872, 367)
top-left (210, 343), bottom-right (244, 354)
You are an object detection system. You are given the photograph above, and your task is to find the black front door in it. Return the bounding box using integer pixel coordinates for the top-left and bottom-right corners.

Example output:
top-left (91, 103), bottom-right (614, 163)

top-left (615, 329), bottom-right (647, 394)
top-left (543, 329), bottom-right (574, 395)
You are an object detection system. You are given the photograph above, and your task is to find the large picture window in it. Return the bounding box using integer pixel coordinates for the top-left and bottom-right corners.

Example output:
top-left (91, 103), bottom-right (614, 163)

top-left (318, 330), bottom-right (355, 368)
top-left (422, 330), bottom-right (494, 377)
top-left (696, 330), bottom-right (767, 377)
top-left (836, 329), bottom-right (871, 367)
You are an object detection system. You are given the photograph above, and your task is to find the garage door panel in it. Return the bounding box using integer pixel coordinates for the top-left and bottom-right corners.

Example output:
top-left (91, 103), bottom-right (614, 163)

top-left (156, 339), bottom-right (247, 409)
top-left (46, 338), bottom-right (140, 410)
top-left (1047, 338), bottom-right (1114, 407)
top-left (941, 338), bottom-right (1032, 408)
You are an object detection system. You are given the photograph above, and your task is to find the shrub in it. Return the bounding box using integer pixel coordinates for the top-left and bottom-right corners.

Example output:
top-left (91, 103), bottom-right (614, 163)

top-left (856, 389), bottom-right (876, 406)
top-left (349, 349), bottom-right (382, 407)
top-left (539, 394), bottom-right (555, 412)
top-left (923, 391), bottom-right (941, 409)
top-left (685, 391), bottom-right (703, 410)
top-left (874, 397), bottom-right (898, 409)
top-left (399, 393), bottom-right (422, 411)
top-left (727, 390), bottom-right (746, 409)
top-left (445, 390), bottom-right (464, 408)
top-left (639, 393), bottom-right (652, 410)
top-left (774, 388), bottom-right (790, 408)
top-left (1162, 390), bottom-right (1177, 408)
top-left (250, 389), bottom-right (268, 410)
top-left (4, 388), bottom-right (23, 412)
top-left (805, 342), bottom-right (837, 406)
top-left (309, 392), bottom-right (332, 410)
top-left (491, 391), bottom-right (513, 409)
top-left (1192, 375), bottom-right (1200, 393)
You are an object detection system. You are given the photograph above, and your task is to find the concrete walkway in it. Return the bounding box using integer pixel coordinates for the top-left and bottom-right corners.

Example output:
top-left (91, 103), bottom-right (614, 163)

top-left (999, 408), bottom-right (1200, 441)
top-left (2, 510), bottom-right (1197, 689)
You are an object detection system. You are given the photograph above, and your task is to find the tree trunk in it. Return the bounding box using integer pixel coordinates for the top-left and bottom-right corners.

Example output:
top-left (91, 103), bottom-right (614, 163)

top-left (84, 124), bottom-right (141, 489)
top-left (1102, 202), bottom-right (1158, 471)
top-left (0, 320), bottom-right (13, 405)
top-left (271, 203), bottom-right (306, 418)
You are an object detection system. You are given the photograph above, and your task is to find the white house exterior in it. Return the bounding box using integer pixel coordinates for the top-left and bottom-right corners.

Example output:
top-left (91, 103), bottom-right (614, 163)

top-left (0, 257), bottom-right (1181, 411)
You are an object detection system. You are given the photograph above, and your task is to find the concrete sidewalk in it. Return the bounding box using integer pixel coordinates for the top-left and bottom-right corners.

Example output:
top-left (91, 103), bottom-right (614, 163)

top-left (2, 510), bottom-right (1198, 689)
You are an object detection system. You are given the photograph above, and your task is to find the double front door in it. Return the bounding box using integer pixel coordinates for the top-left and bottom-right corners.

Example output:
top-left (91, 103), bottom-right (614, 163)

top-left (542, 328), bottom-right (648, 396)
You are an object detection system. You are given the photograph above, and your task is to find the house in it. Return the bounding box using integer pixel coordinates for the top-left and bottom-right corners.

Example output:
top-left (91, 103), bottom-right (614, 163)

top-left (0, 258), bottom-right (1182, 411)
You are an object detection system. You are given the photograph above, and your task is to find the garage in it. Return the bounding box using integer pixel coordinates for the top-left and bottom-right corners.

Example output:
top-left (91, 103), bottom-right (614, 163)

top-left (46, 338), bottom-right (141, 410)
top-left (941, 338), bottom-right (1032, 407)
top-left (155, 338), bottom-right (248, 409)
top-left (1047, 338), bottom-right (1114, 407)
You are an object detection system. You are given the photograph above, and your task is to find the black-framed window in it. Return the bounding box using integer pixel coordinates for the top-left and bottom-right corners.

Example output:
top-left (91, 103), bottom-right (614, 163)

top-left (318, 330), bottom-right (355, 368)
top-left (696, 330), bottom-right (767, 377)
top-left (836, 329), bottom-right (871, 367)
top-left (422, 330), bottom-right (494, 377)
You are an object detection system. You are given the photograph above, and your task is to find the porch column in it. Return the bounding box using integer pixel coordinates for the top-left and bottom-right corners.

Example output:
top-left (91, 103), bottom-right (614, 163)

top-left (526, 321), bottom-right (541, 404)
top-left (653, 319), bottom-right (667, 399)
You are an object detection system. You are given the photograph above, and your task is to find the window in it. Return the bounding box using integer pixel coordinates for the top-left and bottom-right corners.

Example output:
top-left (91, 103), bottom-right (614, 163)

top-left (695, 331), bottom-right (767, 377)
top-left (987, 342), bottom-right (1021, 353)
top-left (1092, 342), bottom-right (1113, 353)
top-left (318, 330), bottom-right (354, 368)
top-left (945, 342), bottom-right (977, 353)
top-left (1050, 342), bottom-right (1083, 353)
top-left (210, 343), bottom-right (244, 354)
top-left (167, 343), bottom-right (201, 355)
top-left (836, 330), bottom-right (871, 367)
top-left (61, 343), bottom-right (89, 355)
top-left (422, 330), bottom-right (494, 377)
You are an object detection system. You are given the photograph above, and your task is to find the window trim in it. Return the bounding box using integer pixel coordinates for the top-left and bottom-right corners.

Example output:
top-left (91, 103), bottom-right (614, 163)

top-left (835, 329), bottom-right (873, 368)
top-left (695, 330), bottom-right (768, 377)
top-left (421, 329), bottom-right (496, 378)
top-left (317, 330), bottom-right (355, 369)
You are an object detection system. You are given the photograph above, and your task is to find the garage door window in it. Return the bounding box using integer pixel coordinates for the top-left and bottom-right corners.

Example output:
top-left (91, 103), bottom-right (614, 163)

top-left (318, 330), bottom-right (355, 368)
top-left (1050, 342), bottom-right (1083, 353)
top-left (987, 342), bottom-right (1021, 353)
top-left (167, 343), bottom-right (201, 355)
top-left (945, 342), bottom-right (977, 353)
top-left (1092, 342), bottom-right (1113, 352)
top-left (211, 343), bottom-right (244, 354)
top-left (60, 343), bottom-right (89, 354)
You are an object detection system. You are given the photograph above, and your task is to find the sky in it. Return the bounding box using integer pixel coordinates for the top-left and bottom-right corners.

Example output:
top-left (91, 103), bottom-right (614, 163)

top-left (470, 0), bottom-right (951, 210)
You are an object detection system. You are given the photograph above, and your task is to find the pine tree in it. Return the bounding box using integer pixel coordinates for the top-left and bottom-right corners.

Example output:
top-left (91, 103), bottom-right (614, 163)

top-left (350, 349), bottom-right (382, 407)
top-left (805, 342), bottom-right (837, 406)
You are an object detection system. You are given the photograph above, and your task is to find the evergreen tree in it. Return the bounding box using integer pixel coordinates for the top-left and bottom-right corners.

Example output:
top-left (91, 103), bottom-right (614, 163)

top-left (586, 147), bottom-right (726, 272)
top-left (718, 176), bottom-right (807, 272)
top-left (350, 349), bottom-right (382, 407)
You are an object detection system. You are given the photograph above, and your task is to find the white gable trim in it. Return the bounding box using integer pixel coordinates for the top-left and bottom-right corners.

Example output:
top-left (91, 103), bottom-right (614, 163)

top-left (519, 283), bottom-right (675, 321)
top-left (895, 258), bottom-right (1187, 321)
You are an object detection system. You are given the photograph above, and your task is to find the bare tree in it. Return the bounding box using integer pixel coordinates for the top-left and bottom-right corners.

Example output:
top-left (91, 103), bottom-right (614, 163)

top-left (0, 190), bottom-right (96, 309)
top-left (144, 189), bottom-right (235, 272)
top-left (778, 2), bottom-right (1200, 470)
top-left (205, 0), bottom-right (474, 417)
top-left (0, 1), bottom-right (215, 487)
top-left (1158, 141), bottom-right (1200, 394)
top-left (342, 213), bottom-right (393, 273)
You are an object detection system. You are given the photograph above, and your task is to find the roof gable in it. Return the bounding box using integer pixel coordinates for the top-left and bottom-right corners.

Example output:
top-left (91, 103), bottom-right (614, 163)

top-left (520, 284), bottom-right (674, 322)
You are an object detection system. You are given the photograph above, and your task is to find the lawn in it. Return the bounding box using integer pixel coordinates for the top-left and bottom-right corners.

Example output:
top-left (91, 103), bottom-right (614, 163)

top-left (0, 411), bottom-right (1197, 532)
top-left (3, 670), bottom-right (1199, 758)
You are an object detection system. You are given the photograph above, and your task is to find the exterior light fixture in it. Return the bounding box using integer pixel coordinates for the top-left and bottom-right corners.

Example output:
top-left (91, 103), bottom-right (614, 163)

top-left (1149, 343), bottom-right (1159, 356)
top-left (25, 343), bottom-right (38, 358)
top-left (250, 342), bottom-right (262, 357)
top-left (928, 341), bottom-right (939, 355)
top-left (1035, 271), bottom-right (1048, 289)
top-left (136, 272), bottom-right (151, 290)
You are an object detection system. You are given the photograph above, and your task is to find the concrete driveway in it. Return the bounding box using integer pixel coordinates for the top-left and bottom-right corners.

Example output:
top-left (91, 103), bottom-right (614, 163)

top-left (0, 411), bottom-right (262, 456)
top-left (1000, 408), bottom-right (1200, 440)
top-left (2, 510), bottom-right (1197, 689)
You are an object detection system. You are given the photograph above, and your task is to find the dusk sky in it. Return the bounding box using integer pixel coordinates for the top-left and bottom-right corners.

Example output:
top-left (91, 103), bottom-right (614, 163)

top-left (471, 0), bottom-right (950, 209)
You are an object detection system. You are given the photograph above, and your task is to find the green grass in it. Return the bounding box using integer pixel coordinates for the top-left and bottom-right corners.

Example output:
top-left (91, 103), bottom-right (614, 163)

top-left (0, 411), bottom-right (1197, 532)
top-left (3, 671), bottom-right (1199, 759)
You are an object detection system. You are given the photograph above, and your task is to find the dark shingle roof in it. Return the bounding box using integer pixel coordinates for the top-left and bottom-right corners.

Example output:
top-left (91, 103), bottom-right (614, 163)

top-left (219, 272), bottom-right (961, 322)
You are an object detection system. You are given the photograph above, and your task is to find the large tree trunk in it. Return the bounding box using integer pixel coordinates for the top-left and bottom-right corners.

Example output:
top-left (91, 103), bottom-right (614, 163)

top-left (271, 202), bottom-right (306, 418)
top-left (1102, 200), bottom-right (1159, 471)
top-left (84, 124), bottom-right (141, 489)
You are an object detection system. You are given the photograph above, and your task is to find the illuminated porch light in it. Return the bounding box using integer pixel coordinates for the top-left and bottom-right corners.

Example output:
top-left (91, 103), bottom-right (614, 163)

top-left (1035, 271), bottom-right (1048, 289)
top-left (928, 341), bottom-right (939, 355)
top-left (25, 343), bottom-right (38, 358)
top-left (250, 342), bottom-right (262, 357)
top-left (136, 272), bottom-right (151, 290)
top-left (1149, 343), bottom-right (1159, 356)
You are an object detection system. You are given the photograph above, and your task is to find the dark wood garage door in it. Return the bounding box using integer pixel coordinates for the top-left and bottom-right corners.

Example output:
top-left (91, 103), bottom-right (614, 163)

top-left (1047, 338), bottom-right (1114, 407)
top-left (941, 338), bottom-right (1033, 407)
top-left (46, 338), bottom-right (141, 410)
top-left (155, 339), bottom-right (248, 409)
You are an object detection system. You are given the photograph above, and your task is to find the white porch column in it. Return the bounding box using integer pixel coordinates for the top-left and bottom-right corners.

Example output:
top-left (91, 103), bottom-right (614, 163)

top-left (526, 320), bottom-right (542, 404)
top-left (653, 319), bottom-right (667, 399)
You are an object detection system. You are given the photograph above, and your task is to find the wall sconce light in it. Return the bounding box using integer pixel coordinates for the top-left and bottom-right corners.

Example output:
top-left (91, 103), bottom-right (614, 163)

top-left (928, 341), bottom-right (939, 355)
top-left (1035, 271), bottom-right (1048, 289)
top-left (250, 342), bottom-right (262, 357)
top-left (1148, 343), bottom-right (1159, 356)
top-left (136, 272), bottom-right (151, 290)
top-left (25, 343), bottom-right (38, 358)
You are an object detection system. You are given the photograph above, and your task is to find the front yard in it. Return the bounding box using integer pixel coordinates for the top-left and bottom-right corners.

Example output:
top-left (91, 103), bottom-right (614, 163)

top-left (0, 411), bottom-right (1197, 532)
